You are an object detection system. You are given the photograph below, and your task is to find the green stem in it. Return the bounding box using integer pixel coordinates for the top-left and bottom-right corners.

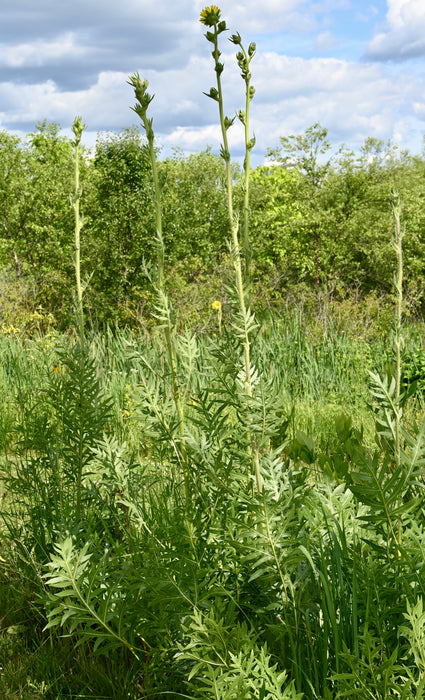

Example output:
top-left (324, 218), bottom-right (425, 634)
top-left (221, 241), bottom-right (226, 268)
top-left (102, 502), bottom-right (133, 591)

top-left (390, 189), bottom-right (403, 471)
top-left (210, 26), bottom-right (261, 495)
top-left (71, 116), bottom-right (86, 518)
top-left (128, 75), bottom-right (191, 507)
top-left (162, 296), bottom-right (190, 505)
top-left (236, 41), bottom-right (255, 286)
top-left (71, 117), bottom-right (85, 347)
top-left (145, 125), bottom-right (165, 291)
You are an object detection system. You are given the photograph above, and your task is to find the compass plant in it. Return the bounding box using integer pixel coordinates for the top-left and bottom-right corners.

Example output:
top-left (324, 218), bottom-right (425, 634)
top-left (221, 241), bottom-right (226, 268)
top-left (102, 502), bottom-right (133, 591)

top-left (200, 5), bottom-right (261, 494)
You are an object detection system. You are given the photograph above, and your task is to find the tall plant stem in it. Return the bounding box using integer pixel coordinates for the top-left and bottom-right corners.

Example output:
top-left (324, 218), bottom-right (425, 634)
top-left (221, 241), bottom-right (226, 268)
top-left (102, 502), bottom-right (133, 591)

top-left (145, 122), bottom-right (165, 292)
top-left (71, 116), bottom-right (86, 518)
top-left (233, 36), bottom-right (256, 287)
top-left (71, 117), bottom-right (85, 347)
top-left (128, 75), bottom-right (191, 508)
top-left (206, 20), bottom-right (261, 495)
top-left (241, 84), bottom-right (252, 286)
top-left (390, 189), bottom-right (403, 470)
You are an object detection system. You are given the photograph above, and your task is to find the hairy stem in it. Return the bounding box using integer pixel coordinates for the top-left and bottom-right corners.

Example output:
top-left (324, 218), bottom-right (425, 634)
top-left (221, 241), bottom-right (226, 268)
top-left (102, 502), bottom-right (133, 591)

top-left (128, 75), bottom-right (191, 507)
top-left (208, 22), bottom-right (261, 495)
top-left (71, 116), bottom-right (86, 518)
top-left (390, 189), bottom-right (403, 471)
top-left (71, 117), bottom-right (85, 347)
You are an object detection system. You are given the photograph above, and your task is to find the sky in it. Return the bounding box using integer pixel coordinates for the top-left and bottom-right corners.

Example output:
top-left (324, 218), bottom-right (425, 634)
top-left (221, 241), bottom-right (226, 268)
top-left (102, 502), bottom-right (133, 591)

top-left (1, 0), bottom-right (425, 165)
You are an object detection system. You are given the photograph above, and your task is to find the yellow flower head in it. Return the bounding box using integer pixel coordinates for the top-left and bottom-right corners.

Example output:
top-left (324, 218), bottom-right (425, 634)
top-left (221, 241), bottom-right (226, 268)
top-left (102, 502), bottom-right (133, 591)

top-left (212, 300), bottom-right (222, 311)
top-left (53, 365), bottom-right (61, 373)
top-left (200, 5), bottom-right (221, 26)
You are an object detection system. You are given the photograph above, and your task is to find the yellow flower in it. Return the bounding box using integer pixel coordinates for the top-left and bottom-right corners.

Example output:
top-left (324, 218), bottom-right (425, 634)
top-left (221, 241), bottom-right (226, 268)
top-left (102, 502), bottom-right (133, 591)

top-left (53, 365), bottom-right (61, 373)
top-left (2, 324), bottom-right (20, 335)
top-left (200, 5), bottom-right (221, 26)
top-left (212, 300), bottom-right (222, 311)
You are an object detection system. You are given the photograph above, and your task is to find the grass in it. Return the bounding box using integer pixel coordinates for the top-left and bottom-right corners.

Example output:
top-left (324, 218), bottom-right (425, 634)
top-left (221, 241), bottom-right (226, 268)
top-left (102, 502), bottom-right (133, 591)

top-left (1, 6), bottom-right (425, 698)
top-left (0, 312), bottom-right (424, 696)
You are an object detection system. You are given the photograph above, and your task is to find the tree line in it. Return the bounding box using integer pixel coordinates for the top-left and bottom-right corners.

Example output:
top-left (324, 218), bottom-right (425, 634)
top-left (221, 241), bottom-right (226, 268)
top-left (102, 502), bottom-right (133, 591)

top-left (0, 120), bottom-right (424, 329)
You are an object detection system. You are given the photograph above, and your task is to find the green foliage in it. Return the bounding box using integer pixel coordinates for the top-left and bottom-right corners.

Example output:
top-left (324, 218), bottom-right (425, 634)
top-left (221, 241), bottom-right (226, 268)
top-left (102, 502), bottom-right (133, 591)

top-left (179, 607), bottom-right (302, 699)
top-left (1, 119), bottom-right (425, 326)
top-left (160, 148), bottom-right (230, 265)
top-left (84, 127), bottom-right (155, 324)
top-left (43, 536), bottom-right (146, 657)
top-left (2, 9), bottom-right (425, 699)
top-left (1, 336), bottom-right (112, 563)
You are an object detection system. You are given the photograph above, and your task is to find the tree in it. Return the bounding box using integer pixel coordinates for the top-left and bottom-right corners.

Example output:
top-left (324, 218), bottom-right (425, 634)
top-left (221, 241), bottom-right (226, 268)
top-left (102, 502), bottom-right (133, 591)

top-left (84, 127), bottom-right (155, 324)
top-left (160, 148), bottom-right (230, 267)
top-left (266, 123), bottom-right (333, 289)
top-left (0, 130), bottom-right (25, 270)
top-left (0, 122), bottom-right (80, 324)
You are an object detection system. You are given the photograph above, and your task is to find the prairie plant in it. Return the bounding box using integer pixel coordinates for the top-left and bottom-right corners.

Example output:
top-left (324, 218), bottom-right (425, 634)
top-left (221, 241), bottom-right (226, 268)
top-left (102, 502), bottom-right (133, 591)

top-left (0, 117), bottom-right (112, 564)
top-left (70, 116), bottom-right (86, 346)
top-left (128, 73), bottom-right (191, 507)
top-left (178, 605), bottom-right (302, 699)
top-left (349, 191), bottom-right (425, 560)
top-left (230, 31), bottom-right (256, 285)
top-left (10, 8), bottom-right (425, 700)
top-left (201, 5), bottom-right (261, 494)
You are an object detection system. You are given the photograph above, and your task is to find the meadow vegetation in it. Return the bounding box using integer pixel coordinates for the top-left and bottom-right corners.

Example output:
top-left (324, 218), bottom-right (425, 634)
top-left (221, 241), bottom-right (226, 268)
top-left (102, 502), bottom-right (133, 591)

top-left (1, 5), bottom-right (425, 699)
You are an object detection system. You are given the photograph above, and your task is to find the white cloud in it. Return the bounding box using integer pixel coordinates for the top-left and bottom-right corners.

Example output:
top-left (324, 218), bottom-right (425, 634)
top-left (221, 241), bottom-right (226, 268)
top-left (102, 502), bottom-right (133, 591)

top-left (365, 0), bottom-right (425, 60)
top-left (1, 33), bottom-right (84, 68)
top-left (315, 31), bottom-right (338, 52)
top-left (194, 0), bottom-right (318, 33)
top-left (413, 101), bottom-right (425, 120)
top-left (1, 48), bottom-right (423, 163)
top-left (239, 52), bottom-right (423, 156)
top-left (0, 0), bottom-right (424, 163)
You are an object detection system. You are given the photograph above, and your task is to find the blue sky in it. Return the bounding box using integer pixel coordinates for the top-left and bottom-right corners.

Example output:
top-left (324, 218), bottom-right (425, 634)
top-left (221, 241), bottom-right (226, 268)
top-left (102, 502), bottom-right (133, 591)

top-left (1, 0), bottom-right (424, 164)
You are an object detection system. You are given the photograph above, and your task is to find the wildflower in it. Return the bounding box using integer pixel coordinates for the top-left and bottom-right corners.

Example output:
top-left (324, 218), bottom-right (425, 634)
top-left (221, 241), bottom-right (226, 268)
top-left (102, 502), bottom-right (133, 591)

top-left (212, 300), bottom-right (222, 335)
top-left (53, 365), bottom-right (61, 373)
top-left (2, 324), bottom-right (20, 335)
top-left (200, 5), bottom-right (221, 26)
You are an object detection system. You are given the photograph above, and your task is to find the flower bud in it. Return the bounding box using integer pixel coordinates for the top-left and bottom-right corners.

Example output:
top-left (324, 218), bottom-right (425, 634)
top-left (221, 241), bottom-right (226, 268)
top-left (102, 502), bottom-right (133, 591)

top-left (247, 135), bottom-right (256, 150)
top-left (229, 32), bottom-right (242, 45)
top-left (220, 145), bottom-right (231, 161)
top-left (72, 116), bottom-right (85, 146)
top-left (224, 115), bottom-right (235, 130)
top-left (237, 110), bottom-right (246, 125)
top-left (203, 87), bottom-right (219, 101)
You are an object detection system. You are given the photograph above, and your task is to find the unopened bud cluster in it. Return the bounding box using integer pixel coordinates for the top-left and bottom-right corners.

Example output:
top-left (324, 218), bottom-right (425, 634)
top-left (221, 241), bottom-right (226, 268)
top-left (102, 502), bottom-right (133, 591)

top-left (72, 116), bottom-right (86, 147)
top-left (128, 73), bottom-right (155, 142)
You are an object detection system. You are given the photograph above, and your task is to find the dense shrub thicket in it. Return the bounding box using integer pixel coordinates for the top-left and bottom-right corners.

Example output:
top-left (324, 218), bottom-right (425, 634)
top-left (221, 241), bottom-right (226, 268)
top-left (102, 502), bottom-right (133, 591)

top-left (1, 120), bottom-right (424, 329)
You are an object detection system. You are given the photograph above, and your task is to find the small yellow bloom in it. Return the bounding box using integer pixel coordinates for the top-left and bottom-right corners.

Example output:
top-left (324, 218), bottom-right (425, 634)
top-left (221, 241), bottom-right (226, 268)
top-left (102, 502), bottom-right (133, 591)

top-left (200, 5), bottom-right (221, 26)
top-left (2, 324), bottom-right (20, 335)
top-left (53, 365), bottom-right (61, 373)
top-left (212, 300), bottom-right (222, 311)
